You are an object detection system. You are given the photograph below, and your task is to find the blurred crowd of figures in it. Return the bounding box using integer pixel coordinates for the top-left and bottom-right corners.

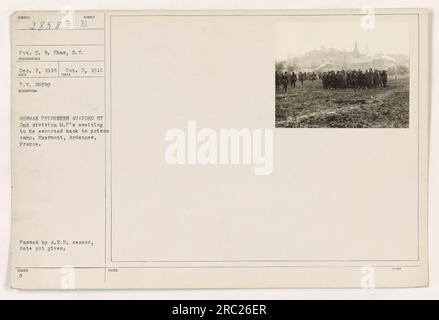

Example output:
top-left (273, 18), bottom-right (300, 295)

top-left (276, 69), bottom-right (389, 93)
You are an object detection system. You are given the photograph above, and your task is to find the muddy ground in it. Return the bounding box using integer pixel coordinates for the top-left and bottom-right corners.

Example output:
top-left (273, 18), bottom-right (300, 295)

top-left (275, 77), bottom-right (409, 128)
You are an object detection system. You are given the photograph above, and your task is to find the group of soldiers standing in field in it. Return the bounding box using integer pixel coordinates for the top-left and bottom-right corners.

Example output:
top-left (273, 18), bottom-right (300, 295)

top-left (276, 68), bottom-right (388, 93)
top-left (321, 69), bottom-right (388, 90)
top-left (276, 71), bottom-right (317, 92)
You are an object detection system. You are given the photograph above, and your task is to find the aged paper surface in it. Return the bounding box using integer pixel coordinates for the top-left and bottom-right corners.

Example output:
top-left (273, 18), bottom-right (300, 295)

top-left (10, 9), bottom-right (429, 289)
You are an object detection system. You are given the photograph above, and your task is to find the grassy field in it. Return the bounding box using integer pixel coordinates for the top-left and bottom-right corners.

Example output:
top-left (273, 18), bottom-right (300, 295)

top-left (275, 77), bottom-right (409, 128)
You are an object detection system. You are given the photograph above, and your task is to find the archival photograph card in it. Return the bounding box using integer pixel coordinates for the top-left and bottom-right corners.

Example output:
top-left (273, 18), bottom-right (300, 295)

top-left (10, 9), bottom-right (429, 289)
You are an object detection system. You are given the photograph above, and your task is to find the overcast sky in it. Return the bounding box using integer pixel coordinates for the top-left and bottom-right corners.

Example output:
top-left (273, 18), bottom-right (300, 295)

top-left (276, 18), bottom-right (410, 60)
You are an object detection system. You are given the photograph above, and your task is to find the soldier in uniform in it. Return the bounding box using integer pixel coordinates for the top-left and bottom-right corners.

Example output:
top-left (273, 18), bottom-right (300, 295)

top-left (322, 72), bottom-right (328, 89)
top-left (341, 70), bottom-right (347, 88)
top-left (275, 71), bottom-right (281, 91)
top-left (381, 70), bottom-right (388, 88)
top-left (374, 69), bottom-right (383, 88)
top-left (282, 72), bottom-right (289, 93)
top-left (347, 70), bottom-right (352, 88)
top-left (290, 72), bottom-right (297, 88)
top-left (357, 69), bottom-right (366, 89)
top-left (298, 72), bottom-right (304, 87)
top-left (367, 69), bottom-right (374, 89)
top-left (351, 70), bottom-right (359, 93)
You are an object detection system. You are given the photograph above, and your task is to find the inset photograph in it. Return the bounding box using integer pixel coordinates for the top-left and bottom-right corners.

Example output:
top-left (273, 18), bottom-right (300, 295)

top-left (275, 19), bottom-right (410, 128)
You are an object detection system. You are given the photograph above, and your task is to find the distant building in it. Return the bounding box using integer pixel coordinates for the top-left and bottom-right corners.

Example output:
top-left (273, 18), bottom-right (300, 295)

top-left (285, 41), bottom-right (408, 72)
